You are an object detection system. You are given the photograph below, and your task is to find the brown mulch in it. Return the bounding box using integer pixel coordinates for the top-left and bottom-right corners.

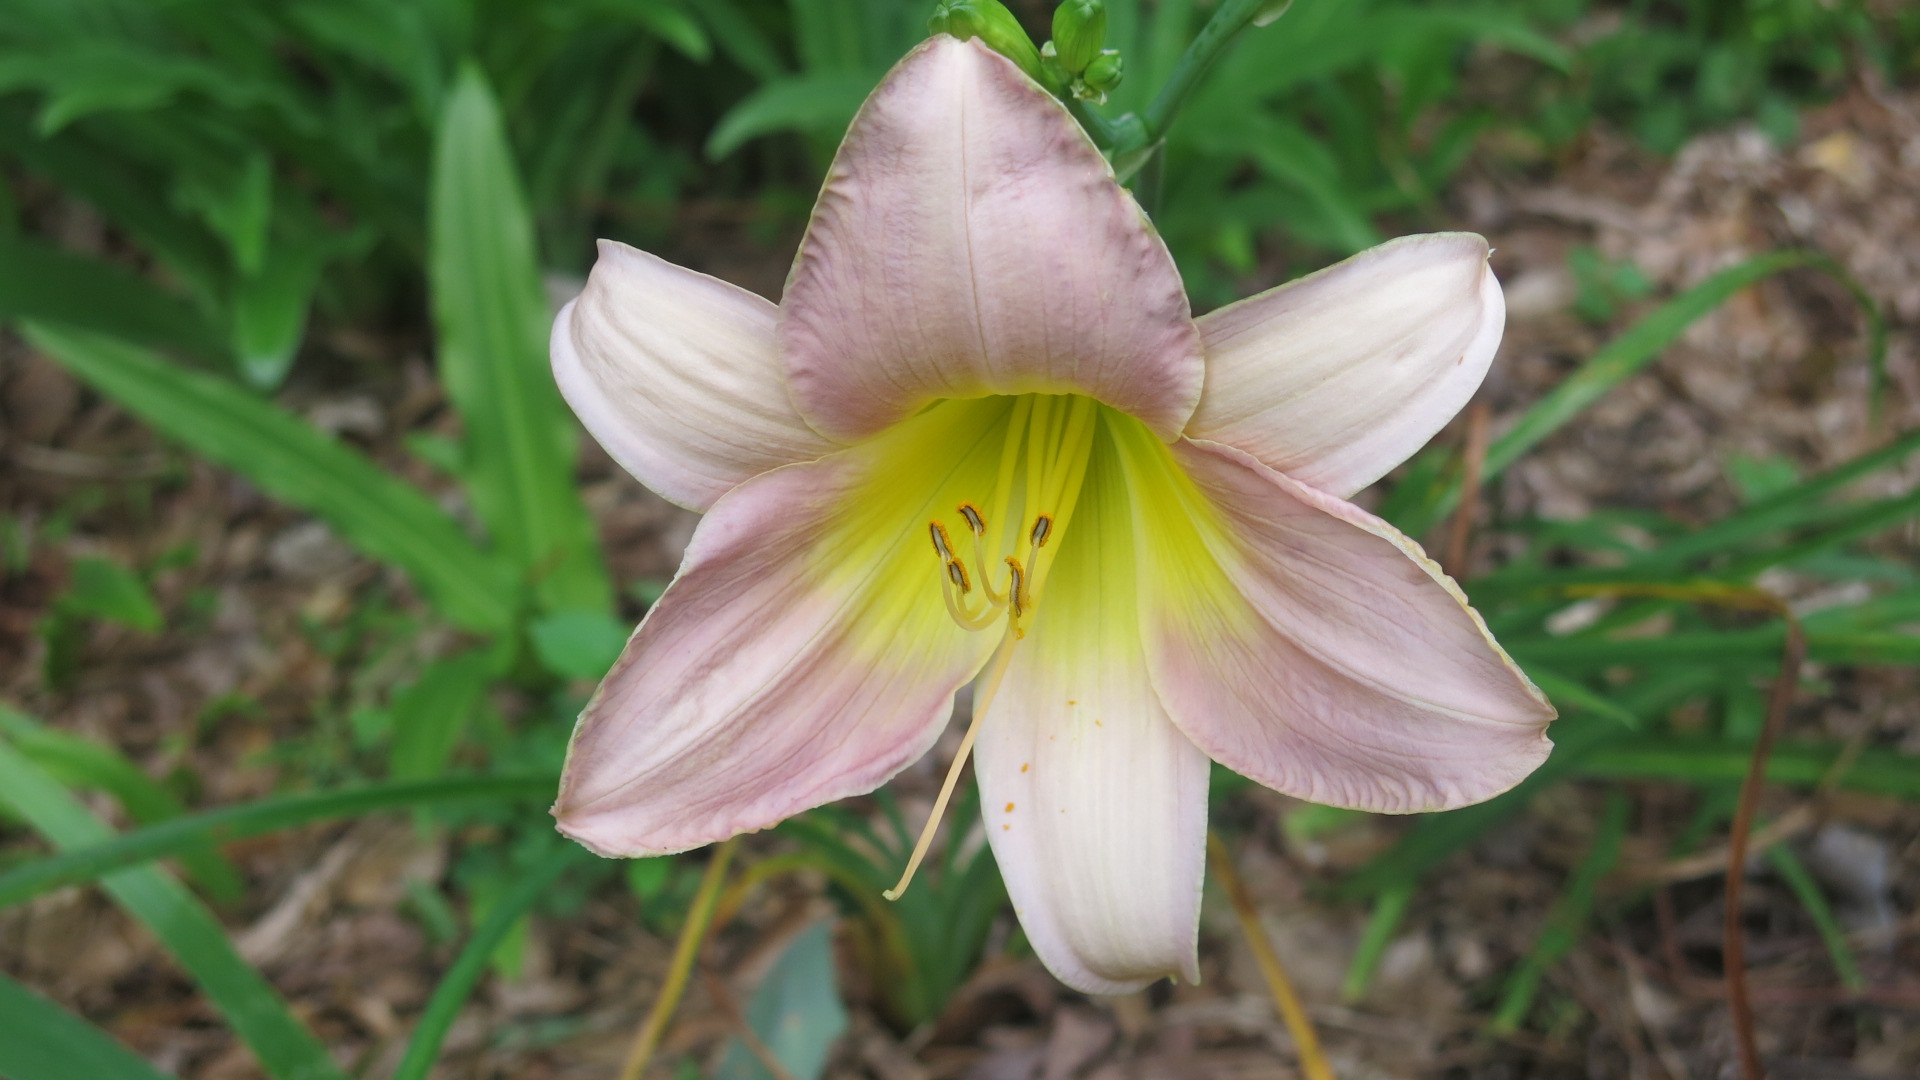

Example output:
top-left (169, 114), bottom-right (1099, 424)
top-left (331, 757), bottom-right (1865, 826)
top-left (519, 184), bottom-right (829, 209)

top-left (3, 74), bottom-right (1919, 1080)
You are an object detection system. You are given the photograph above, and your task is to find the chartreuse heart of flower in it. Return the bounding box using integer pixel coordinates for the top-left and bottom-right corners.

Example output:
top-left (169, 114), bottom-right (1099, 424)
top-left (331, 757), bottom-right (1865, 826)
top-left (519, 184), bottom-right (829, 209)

top-left (548, 34), bottom-right (1555, 994)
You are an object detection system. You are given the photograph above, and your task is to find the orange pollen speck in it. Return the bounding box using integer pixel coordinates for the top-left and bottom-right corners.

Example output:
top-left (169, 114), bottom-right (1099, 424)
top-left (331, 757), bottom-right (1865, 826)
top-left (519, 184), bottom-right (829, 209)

top-left (1020, 763), bottom-right (1029, 773)
top-left (1004, 802), bottom-right (1015, 812)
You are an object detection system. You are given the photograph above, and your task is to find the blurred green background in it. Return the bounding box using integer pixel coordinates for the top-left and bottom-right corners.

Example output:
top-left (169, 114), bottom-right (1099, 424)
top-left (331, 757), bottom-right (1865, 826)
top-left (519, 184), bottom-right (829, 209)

top-left (2, 1), bottom-right (1918, 1078)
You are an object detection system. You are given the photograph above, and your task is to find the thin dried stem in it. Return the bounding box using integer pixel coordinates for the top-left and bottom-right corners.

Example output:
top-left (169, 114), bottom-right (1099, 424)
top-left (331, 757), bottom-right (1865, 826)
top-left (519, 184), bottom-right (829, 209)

top-left (1561, 581), bottom-right (1804, 1080)
top-left (1443, 400), bottom-right (1493, 579)
top-left (619, 838), bottom-right (739, 1080)
top-left (1724, 615), bottom-right (1805, 1080)
top-left (701, 968), bottom-right (801, 1080)
top-left (1207, 832), bottom-right (1336, 1080)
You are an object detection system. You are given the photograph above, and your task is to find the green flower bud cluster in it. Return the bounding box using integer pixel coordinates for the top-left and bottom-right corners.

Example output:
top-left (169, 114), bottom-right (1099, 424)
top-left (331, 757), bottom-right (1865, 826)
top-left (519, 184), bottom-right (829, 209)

top-left (1079, 49), bottom-right (1122, 99)
top-left (925, 0), bottom-right (1123, 106)
top-left (928, 0), bottom-right (1048, 87)
top-left (1049, 0), bottom-right (1106, 74)
top-left (1040, 1), bottom-right (1121, 105)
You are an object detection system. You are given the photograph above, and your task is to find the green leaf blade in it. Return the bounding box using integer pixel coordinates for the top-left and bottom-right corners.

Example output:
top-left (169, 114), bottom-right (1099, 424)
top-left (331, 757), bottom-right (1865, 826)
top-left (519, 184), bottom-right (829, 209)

top-left (0, 235), bottom-right (224, 357)
top-left (0, 971), bottom-right (180, 1080)
top-left (0, 734), bottom-right (347, 1080)
top-left (24, 324), bottom-right (517, 633)
top-left (429, 65), bottom-right (611, 616)
top-left (0, 771), bottom-right (556, 910)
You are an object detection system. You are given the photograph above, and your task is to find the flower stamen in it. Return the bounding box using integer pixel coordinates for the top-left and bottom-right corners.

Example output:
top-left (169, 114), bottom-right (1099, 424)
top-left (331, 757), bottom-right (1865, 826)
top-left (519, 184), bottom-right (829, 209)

top-left (930, 394), bottom-right (1100, 635)
top-left (959, 503), bottom-right (1009, 606)
top-left (1024, 397), bottom-right (1098, 607)
top-left (928, 521), bottom-right (956, 564)
top-left (883, 634), bottom-right (1016, 902)
top-left (1029, 514), bottom-right (1052, 548)
top-left (957, 502), bottom-right (986, 535)
top-left (937, 540), bottom-right (999, 631)
top-left (1005, 556), bottom-right (1029, 628)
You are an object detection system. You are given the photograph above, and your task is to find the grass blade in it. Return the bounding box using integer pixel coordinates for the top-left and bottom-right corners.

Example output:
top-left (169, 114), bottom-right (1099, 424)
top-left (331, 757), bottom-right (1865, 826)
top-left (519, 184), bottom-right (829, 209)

top-left (0, 770), bottom-right (555, 909)
top-left (430, 64), bottom-right (610, 616)
top-left (1388, 251), bottom-right (1883, 536)
top-left (390, 845), bottom-right (579, 1080)
top-left (705, 72), bottom-right (876, 158)
top-left (389, 647), bottom-right (500, 781)
top-left (0, 234), bottom-right (223, 357)
top-left (1580, 738), bottom-right (1920, 799)
top-left (1514, 626), bottom-right (1920, 670)
top-left (0, 113), bottom-right (227, 300)
top-left (1340, 880), bottom-right (1412, 1003)
top-left (0, 708), bottom-right (241, 904)
top-left (1642, 426), bottom-right (1920, 570)
top-left (0, 737), bottom-right (347, 1080)
top-left (0, 970), bottom-right (179, 1080)
top-left (24, 324), bottom-right (517, 633)
top-left (1488, 791), bottom-right (1629, 1034)
top-left (1765, 846), bottom-right (1866, 992)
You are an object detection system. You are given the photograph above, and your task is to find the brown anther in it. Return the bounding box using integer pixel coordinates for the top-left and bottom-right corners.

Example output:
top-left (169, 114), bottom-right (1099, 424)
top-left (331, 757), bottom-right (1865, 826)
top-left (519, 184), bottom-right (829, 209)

top-left (1030, 514), bottom-right (1053, 548)
top-left (929, 521), bottom-right (955, 562)
top-left (957, 503), bottom-right (986, 535)
top-left (946, 558), bottom-right (972, 593)
top-left (1004, 556), bottom-right (1028, 617)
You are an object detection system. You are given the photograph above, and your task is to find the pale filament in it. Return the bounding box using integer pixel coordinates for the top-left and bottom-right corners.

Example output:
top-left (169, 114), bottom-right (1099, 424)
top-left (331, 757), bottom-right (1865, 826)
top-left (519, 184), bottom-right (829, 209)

top-left (882, 633), bottom-right (1015, 901)
top-left (924, 393), bottom-right (1099, 639)
top-left (958, 502), bottom-right (1007, 606)
top-left (889, 395), bottom-right (1100, 902)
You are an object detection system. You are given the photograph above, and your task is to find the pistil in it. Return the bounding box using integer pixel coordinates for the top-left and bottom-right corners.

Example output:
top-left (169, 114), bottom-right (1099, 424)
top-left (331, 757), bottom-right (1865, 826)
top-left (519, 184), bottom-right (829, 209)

top-left (890, 394), bottom-right (1100, 902)
top-left (882, 633), bottom-right (1016, 901)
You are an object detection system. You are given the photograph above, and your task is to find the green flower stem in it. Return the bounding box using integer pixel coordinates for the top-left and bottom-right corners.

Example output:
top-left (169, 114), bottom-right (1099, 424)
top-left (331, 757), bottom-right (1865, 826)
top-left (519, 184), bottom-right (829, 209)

top-left (390, 845), bottom-right (580, 1080)
top-left (1137, 0), bottom-right (1270, 150)
top-left (617, 839), bottom-right (738, 1080)
top-left (1065, 96), bottom-right (1122, 149)
top-left (1133, 144), bottom-right (1167, 218)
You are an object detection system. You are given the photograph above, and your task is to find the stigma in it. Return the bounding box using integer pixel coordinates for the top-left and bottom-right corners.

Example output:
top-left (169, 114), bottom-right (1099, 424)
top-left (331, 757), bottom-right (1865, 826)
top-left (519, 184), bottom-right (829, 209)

top-left (925, 394), bottom-right (1098, 639)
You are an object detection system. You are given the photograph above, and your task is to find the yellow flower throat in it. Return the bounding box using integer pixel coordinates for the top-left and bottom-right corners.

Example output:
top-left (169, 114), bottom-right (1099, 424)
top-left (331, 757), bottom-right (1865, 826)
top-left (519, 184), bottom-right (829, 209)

top-left (925, 393), bottom-right (1100, 639)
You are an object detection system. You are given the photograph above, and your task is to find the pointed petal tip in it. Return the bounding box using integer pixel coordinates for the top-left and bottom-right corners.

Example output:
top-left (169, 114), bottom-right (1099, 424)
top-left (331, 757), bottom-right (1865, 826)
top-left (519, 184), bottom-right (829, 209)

top-left (552, 800), bottom-right (726, 861)
top-left (1379, 724), bottom-right (1555, 815)
top-left (1139, 438), bottom-right (1558, 817)
top-left (1039, 959), bottom-right (1183, 998)
top-left (780, 27), bottom-right (1202, 442)
top-left (1189, 230), bottom-right (1506, 496)
top-left (555, 239), bottom-right (835, 511)
top-left (550, 802), bottom-right (653, 860)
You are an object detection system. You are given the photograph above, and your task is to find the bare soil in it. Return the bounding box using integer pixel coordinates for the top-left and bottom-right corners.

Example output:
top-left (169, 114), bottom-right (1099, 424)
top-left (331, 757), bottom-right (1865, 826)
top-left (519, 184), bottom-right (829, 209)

top-left (3, 76), bottom-right (1918, 1080)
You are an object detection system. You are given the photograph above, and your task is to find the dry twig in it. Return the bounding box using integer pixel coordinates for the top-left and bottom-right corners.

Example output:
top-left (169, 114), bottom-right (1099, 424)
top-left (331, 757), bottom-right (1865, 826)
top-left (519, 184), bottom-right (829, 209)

top-left (1443, 400), bottom-right (1494, 579)
top-left (1207, 832), bottom-right (1336, 1080)
top-left (620, 838), bottom-right (739, 1080)
top-left (701, 968), bottom-right (801, 1080)
top-left (1724, 615), bottom-right (1807, 1080)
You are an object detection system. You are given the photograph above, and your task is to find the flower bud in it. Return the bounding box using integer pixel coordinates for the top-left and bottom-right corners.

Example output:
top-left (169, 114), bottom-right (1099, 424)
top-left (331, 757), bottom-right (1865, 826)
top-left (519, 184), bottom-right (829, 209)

top-left (1080, 48), bottom-right (1123, 96)
top-left (1254, 0), bottom-right (1294, 27)
top-left (929, 1), bottom-right (1048, 87)
top-left (1050, 0), bottom-right (1107, 75)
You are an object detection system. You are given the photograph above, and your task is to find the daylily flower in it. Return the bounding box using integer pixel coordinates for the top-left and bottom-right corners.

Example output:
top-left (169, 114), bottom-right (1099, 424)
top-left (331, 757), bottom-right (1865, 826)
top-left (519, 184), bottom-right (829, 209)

top-left (550, 34), bottom-right (1555, 994)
